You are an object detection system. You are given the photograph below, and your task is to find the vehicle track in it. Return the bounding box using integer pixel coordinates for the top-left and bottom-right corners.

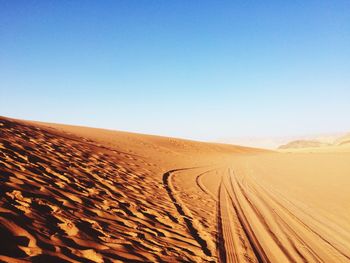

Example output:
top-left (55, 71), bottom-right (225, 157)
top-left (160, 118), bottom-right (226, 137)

top-left (229, 171), bottom-right (296, 262)
top-left (232, 169), bottom-right (350, 262)
top-left (164, 165), bottom-right (350, 262)
top-left (218, 169), bottom-right (268, 263)
top-left (195, 169), bottom-right (218, 201)
top-left (162, 169), bottom-right (216, 259)
top-left (216, 179), bottom-right (227, 263)
top-left (237, 175), bottom-right (323, 262)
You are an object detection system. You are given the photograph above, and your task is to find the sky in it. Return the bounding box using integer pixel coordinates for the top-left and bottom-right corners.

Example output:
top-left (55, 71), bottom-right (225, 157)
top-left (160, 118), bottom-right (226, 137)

top-left (1, 1), bottom-right (349, 141)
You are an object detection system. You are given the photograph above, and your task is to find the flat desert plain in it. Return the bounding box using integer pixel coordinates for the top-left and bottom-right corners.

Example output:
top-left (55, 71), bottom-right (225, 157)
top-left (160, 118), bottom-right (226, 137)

top-left (0, 116), bottom-right (349, 262)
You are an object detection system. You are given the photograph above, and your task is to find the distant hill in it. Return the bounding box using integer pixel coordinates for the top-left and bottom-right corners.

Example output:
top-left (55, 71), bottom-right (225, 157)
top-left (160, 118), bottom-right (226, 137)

top-left (334, 133), bottom-right (350, 146)
top-left (278, 140), bottom-right (331, 149)
top-left (278, 132), bottom-right (350, 150)
top-left (217, 133), bottom-right (347, 150)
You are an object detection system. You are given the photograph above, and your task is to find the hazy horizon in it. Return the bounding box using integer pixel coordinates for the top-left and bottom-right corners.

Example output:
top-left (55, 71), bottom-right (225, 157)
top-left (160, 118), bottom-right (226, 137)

top-left (1, 1), bottom-right (350, 141)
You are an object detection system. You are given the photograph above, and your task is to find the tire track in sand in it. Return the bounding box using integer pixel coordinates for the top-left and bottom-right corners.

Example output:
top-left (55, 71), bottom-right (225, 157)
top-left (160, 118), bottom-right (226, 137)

top-left (231, 167), bottom-right (350, 262)
top-left (162, 169), bottom-right (216, 260)
top-left (217, 169), bottom-right (266, 263)
top-left (195, 169), bottom-right (218, 201)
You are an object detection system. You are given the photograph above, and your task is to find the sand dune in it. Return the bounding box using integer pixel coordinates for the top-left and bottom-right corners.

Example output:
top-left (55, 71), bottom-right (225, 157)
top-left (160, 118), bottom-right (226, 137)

top-left (1, 116), bottom-right (349, 262)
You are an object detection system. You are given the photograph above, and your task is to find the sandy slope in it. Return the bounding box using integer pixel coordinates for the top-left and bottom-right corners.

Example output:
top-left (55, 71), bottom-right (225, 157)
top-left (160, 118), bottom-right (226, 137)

top-left (1, 116), bottom-right (349, 262)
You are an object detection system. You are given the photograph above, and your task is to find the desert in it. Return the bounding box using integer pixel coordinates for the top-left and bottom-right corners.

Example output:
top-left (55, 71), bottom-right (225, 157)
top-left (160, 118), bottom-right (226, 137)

top-left (1, 1), bottom-right (349, 262)
top-left (1, 116), bottom-right (349, 262)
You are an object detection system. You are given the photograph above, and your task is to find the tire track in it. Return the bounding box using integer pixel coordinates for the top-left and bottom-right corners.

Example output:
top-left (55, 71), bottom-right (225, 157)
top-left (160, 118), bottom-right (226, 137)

top-left (229, 168), bottom-right (350, 262)
top-left (216, 178), bottom-right (227, 263)
top-left (227, 170), bottom-right (293, 262)
top-left (239, 169), bottom-right (350, 262)
top-left (218, 169), bottom-right (268, 263)
top-left (241, 177), bottom-right (323, 262)
top-left (164, 163), bottom-right (350, 263)
top-left (162, 169), bottom-right (216, 259)
top-left (195, 169), bottom-right (218, 201)
top-left (217, 180), bottom-right (239, 262)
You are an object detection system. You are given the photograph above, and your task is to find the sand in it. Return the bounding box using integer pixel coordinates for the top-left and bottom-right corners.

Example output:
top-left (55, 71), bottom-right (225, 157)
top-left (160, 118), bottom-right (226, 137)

top-left (0, 116), bottom-right (349, 262)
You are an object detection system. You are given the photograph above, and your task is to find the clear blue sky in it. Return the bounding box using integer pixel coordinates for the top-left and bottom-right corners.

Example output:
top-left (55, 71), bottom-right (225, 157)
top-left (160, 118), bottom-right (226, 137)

top-left (1, 1), bottom-right (349, 141)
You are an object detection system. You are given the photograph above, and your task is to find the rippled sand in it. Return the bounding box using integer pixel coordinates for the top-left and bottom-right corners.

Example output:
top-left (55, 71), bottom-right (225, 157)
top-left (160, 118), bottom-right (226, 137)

top-left (1, 116), bottom-right (349, 262)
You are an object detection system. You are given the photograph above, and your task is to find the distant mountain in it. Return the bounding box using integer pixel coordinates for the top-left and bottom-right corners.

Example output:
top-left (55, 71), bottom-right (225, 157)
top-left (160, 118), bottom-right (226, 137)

top-left (334, 133), bottom-right (350, 146)
top-left (278, 140), bottom-right (331, 149)
top-left (278, 132), bottom-right (350, 150)
top-left (217, 132), bottom-right (347, 150)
